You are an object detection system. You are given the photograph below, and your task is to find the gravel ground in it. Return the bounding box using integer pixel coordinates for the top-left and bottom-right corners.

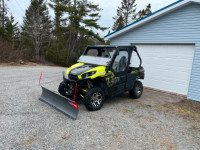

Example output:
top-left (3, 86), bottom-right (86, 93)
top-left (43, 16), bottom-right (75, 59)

top-left (0, 66), bottom-right (199, 150)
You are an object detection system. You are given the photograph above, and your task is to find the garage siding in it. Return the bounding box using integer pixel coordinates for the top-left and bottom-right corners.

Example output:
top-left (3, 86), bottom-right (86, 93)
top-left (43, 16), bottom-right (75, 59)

top-left (110, 3), bottom-right (200, 101)
top-left (110, 3), bottom-right (200, 45)
top-left (188, 42), bottom-right (200, 101)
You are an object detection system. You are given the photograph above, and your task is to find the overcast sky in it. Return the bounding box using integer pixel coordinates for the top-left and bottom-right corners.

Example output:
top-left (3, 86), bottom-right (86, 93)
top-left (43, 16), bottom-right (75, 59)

top-left (7, 0), bottom-right (177, 37)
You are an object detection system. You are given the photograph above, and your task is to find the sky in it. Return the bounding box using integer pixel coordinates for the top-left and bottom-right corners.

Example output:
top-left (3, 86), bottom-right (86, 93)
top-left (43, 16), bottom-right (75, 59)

top-left (7, 0), bottom-right (177, 37)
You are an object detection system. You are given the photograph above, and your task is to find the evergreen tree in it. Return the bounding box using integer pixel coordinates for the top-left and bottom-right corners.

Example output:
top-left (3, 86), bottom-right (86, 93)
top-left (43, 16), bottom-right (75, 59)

top-left (137, 3), bottom-right (152, 20)
top-left (60, 0), bottom-right (107, 65)
top-left (120, 0), bottom-right (137, 25)
top-left (46, 0), bottom-right (69, 64)
top-left (22, 0), bottom-right (52, 59)
top-left (49, 0), bottom-right (67, 41)
top-left (47, 0), bottom-right (107, 66)
top-left (66, 0), bottom-right (107, 39)
top-left (137, 9), bottom-right (146, 20)
top-left (112, 0), bottom-right (137, 31)
top-left (145, 3), bottom-right (152, 16)
top-left (4, 16), bottom-right (18, 41)
top-left (4, 16), bottom-right (19, 49)
top-left (0, 26), bottom-right (5, 37)
top-left (0, 0), bottom-right (9, 38)
top-left (112, 15), bottom-right (124, 31)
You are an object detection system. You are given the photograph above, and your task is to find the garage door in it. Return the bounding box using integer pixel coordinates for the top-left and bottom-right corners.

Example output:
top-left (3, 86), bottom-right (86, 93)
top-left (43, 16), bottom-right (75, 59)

top-left (130, 44), bottom-right (195, 95)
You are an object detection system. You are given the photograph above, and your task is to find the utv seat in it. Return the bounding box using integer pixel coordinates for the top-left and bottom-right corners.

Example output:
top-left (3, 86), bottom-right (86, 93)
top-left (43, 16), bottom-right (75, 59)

top-left (118, 56), bottom-right (127, 71)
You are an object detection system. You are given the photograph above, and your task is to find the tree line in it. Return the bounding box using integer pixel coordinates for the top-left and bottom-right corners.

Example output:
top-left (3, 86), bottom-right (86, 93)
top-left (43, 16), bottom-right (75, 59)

top-left (0, 0), bottom-right (151, 66)
top-left (112, 0), bottom-right (152, 32)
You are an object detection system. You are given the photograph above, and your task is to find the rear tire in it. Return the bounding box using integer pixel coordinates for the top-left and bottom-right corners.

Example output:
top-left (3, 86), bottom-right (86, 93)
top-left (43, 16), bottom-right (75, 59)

top-left (129, 81), bottom-right (143, 99)
top-left (84, 87), bottom-right (105, 111)
top-left (58, 81), bottom-right (66, 96)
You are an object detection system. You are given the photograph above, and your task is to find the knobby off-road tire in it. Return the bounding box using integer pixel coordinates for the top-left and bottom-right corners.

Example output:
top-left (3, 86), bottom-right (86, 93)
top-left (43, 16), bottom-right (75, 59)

top-left (129, 81), bottom-right (143, 99)
top-left (58, 81), bottom-right (66, 97)
top-left (84, 87), bottom-right (105, 111)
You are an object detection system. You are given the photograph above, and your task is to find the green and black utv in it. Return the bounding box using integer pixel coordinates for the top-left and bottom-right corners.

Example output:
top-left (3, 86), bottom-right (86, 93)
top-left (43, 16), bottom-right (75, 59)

top-left (39, 45), bottom-right (145, 119)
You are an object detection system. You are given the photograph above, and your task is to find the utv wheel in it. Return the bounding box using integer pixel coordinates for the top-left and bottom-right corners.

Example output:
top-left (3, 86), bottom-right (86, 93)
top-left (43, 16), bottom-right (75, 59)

top-left (58, 81), bottom-right (66, 96)
top-left (129, 81), bottom-right (143, 99)
top-left (84, 87), bottom-right (105, 111)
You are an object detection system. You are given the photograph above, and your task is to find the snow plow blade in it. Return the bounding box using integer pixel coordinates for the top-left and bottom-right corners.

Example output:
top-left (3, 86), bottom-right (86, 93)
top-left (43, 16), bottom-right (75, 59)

top-left (39, 86), bottom-right (79, 120)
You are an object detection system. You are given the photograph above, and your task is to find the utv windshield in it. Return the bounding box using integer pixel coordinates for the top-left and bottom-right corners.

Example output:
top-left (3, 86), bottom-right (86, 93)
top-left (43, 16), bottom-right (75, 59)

top-left (77, 47), bottom-right (116, 66)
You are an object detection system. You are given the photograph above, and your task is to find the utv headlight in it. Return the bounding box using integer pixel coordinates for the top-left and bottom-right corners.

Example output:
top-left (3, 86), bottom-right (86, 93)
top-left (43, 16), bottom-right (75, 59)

top-left (81, 71), bottom-right (96, 79)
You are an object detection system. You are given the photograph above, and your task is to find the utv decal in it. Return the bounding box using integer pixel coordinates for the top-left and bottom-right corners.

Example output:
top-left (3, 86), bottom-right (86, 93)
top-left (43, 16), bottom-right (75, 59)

top-left (105, 72), bottom-right (120, 87)
top-left (82, 89), bottom-right (88, 92)
top-left (131, 70), bottom-right (139, 74)
top-left (110, 77), bottom-right (120, 87)
top-left (80, 94), bottom-right (84, 98)
top-left (131, 68), bottom-right (144, 74)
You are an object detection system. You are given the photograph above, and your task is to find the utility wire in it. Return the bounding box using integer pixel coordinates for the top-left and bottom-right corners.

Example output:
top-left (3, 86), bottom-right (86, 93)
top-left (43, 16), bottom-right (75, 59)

top-left (7, 3), bottom-right (23, 19)
top-left (7, 0), bottom-right (25, 22)
top-left (13, 0), bottom-right (24, 14)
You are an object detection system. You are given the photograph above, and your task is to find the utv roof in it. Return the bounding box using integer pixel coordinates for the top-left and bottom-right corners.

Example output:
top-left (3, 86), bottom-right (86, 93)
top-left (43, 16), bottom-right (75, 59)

top-left (87, 45), bottom-right (136, 49)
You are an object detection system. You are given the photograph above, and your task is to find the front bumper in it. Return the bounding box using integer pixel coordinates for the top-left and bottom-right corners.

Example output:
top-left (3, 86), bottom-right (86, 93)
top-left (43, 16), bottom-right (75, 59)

top-left (63, 72), bottom-right (87, 100)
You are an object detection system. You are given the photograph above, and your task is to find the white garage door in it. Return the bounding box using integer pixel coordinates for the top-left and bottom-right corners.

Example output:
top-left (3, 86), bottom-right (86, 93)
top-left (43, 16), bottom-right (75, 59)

top-left (131, 44), bottom-right (195, 95)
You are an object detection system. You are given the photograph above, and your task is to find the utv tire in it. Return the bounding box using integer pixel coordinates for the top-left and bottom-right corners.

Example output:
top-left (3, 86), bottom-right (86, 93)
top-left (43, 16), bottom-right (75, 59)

top-left (129, 81), bottom-right (143, 99)
top-left (58, 81), bottom-right (66, 96)
top-left (84, 87), bottom-right (105, 111)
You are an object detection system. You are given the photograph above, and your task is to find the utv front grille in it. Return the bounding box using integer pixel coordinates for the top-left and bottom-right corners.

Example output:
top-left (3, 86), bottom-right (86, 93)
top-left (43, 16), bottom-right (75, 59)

top-left (69, 74), bottom-right (78, 80)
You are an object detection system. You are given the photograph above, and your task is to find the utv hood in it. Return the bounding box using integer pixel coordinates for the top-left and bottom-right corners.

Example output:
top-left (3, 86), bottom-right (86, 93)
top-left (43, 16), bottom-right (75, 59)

top-left (69, 64), bottom-right (97, 75)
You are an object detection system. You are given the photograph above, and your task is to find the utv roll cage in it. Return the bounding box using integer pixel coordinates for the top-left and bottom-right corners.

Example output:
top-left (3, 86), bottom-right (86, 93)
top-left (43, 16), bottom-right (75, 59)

top-left (85, 45), bottom-right (142, 69)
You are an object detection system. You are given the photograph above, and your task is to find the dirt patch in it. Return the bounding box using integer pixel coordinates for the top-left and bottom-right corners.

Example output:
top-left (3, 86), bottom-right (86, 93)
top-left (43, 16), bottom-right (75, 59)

top-left (124, 89), bottom-right (184, 106)
top-left (156, 99), bottom-right (200, 120)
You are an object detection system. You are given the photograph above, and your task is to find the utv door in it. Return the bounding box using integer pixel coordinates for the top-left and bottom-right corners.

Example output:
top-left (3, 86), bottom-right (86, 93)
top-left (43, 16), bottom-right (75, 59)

top-left (109, 49), bottom-right (131, 96)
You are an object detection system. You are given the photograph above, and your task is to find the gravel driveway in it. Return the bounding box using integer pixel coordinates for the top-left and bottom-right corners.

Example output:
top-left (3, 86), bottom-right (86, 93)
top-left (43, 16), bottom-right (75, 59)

top-left (0, 66), bottom-right (199, 150)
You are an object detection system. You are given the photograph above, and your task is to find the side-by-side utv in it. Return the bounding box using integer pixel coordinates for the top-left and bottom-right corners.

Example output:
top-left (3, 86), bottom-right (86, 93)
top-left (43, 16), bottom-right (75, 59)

top-left (39, 45), bottom-right (145, 119)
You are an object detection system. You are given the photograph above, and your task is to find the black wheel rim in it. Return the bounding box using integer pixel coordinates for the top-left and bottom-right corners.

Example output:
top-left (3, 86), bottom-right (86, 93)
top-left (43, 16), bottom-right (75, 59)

top-left (64, 84), bottom-right (73, 96)
top-left (136, 84), bottom-right (142, 95)
top-left (91, 92), bottom-right (102, 107)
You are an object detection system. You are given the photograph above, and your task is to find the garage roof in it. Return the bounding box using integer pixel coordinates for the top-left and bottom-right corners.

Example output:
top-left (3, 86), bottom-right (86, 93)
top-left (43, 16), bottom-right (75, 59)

top-left (104, 0), bottom-right (200, 41)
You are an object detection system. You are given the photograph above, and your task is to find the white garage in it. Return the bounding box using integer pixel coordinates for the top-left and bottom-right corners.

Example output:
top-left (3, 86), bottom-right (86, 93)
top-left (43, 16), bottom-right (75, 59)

top-left (104, 0), bottom-right (200, 101)
top-left (131, 44), bottom-right (195, 95)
